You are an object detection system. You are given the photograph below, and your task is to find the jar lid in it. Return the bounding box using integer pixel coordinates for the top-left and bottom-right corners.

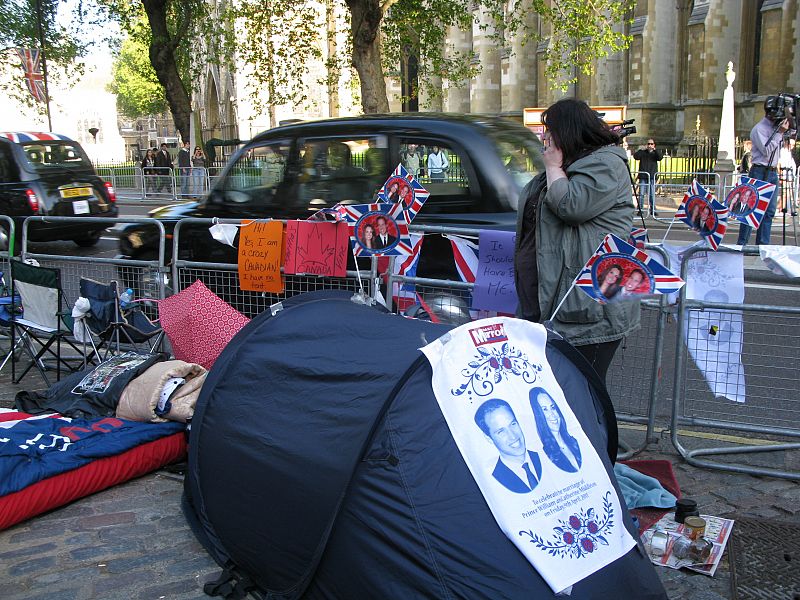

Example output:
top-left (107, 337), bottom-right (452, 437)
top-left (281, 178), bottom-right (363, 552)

top-left (675, 498), bottom-right (697, 510)
top-left (684, 516), bottom-right (706, 528)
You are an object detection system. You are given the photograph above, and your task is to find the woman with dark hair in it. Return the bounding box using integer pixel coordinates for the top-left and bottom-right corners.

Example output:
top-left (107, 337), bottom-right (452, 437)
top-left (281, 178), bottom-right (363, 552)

top-left (514, 98), bottom-right (639, 383)
top-left (597, 263), bottom-right (623, 300)
top-left (361, 223), bottom-right (376, 250)
top-left (529, 387), bottom-right (581, 473)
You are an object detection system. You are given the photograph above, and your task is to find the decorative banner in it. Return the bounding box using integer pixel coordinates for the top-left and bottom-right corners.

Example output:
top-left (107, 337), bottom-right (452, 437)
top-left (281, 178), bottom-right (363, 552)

top-left (675, 181), bottom-right (728, 250)
top-left (392, 233), bottom-right (423, 312)
top-left (472, 230), bottom-right (519, 314)
top-left (576, 234), bottom-right (685, 303)
top-left (338, 202), bottom-right (412, 256)
top-left (628, 226), bottom-right (649, 249)
top-left (284, 220), bottom-right (348, 277)
top-left (15, 48), bottom-right (46, 103)
top-left (238, 220), bottom-right (284, 293)
top-left (307, 207), bottom-right (346, 222)
top-left (377, 163), bottom-right (430, 222)
top-left (724, 176), bottom-right (776, 230)
top-left (684, 251), bottom-right (746, 403)
top-left (421, 318), bottom-right (636, 593)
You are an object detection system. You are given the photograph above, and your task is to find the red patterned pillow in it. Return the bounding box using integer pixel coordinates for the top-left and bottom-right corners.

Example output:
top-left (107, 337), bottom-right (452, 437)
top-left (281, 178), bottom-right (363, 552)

top-left (158, 280), bottom-right (250, 370)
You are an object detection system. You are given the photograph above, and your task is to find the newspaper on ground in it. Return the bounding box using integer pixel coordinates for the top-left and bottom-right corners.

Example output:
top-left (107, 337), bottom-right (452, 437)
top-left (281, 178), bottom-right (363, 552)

top-left (641, 513), bottom-right (734, 577)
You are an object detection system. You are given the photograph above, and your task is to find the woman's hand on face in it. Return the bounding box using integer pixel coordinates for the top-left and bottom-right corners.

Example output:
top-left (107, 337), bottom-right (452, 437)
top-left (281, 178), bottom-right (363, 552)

top-left (542, 143), bottom-right (563, 170)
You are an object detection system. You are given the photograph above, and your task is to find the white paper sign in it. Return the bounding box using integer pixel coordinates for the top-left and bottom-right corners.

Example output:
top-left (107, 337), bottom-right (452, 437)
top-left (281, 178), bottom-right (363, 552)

top-left (72, 199), bottom-right (90, 214)
top-left (421, 318), bottom-right (635, 593)
top-left (684, 250), bottom-right (746, 403)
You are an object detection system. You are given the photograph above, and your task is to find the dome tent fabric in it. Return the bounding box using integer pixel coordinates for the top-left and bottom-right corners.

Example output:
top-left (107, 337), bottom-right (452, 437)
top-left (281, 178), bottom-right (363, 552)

top-left (184, 290), bottom-right (666, 599)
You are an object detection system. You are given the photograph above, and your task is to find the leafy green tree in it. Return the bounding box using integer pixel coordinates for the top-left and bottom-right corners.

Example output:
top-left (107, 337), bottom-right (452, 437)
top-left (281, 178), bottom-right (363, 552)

top-left (229, 0), bottom-right (323, 129)
top-left (0, 0), bottom-right (88, 110)
top-left (98, 0), bottom-right (233, 141)
top-left (108, 32), bottom-right (168, 118)
top-left (348, 0), bottom-right (634, 113)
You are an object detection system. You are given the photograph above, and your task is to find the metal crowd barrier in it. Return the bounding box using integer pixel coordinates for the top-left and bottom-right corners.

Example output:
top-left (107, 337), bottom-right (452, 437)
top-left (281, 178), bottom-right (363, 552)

top-left (20, 217), bottom-right (168, 320)
top-left (671, 244), bottom-right (800, 480)
top-left (646, 171), bottom-right (720, 223)
top-left (171, 218), bottom-right (375, 318)
top-left (1, 215), bottom-right (14, 276)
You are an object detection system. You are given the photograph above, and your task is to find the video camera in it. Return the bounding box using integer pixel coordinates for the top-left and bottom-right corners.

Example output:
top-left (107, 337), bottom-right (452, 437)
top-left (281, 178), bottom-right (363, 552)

top-left (764, 93), bottom-right (800, 130)
top-left (594, 111), bottom-right (637, 140)
top-left (611, 118), bottom-right (637, 140)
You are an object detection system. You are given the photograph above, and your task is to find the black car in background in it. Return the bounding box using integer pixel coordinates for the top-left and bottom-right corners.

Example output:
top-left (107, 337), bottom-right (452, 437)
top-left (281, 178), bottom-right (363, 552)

top-left (117, 114), bottom-right (543, 279)
top-left (0, 132), bottom-right (118, 251)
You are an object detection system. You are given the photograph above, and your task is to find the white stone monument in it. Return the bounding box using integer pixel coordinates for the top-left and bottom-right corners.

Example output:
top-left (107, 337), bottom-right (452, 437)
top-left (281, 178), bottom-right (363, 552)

top-left (714, 62), bottom-right (737, 194)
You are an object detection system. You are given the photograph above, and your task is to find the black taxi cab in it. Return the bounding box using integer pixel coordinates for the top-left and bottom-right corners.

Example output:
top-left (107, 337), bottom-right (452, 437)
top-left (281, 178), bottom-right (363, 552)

top-left (0, 131), bottom-right (118, 250)
top-left (117, 114), bottom-right (543, 281)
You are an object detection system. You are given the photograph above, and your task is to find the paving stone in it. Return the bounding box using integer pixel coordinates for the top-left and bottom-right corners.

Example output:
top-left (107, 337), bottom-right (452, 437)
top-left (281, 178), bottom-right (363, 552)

top-left (7, 556), bottom-right (57, 577)
top-left (75, 511), bottom-right (137, 530)
top-left (771, 496), bottom-right (800, 517)
top-left (0, 542), bottom-right (57, 561)
top-left (136, 577), bottom-right (206, 599)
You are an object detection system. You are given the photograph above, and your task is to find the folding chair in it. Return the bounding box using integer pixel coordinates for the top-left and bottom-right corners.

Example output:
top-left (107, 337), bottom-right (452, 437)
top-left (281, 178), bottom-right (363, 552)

top-left (78, 277), bottom-right (165, 359)
top-left (10, 259), bottom-right (90, 385)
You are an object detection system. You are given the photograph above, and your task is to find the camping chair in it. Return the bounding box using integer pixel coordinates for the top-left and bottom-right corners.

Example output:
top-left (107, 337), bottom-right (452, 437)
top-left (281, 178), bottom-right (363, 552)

top-left (78, 277), bottom-right (165, 360)
top-left (9, 259), bottom-right (90, 385)
top-left (0, 270), bottom-right (23, 372)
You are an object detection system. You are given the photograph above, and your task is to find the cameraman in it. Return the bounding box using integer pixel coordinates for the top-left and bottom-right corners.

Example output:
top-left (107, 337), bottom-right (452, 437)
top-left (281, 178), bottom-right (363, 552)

top-left (737, 100), bottom-right (792, 246)
top-left (633, 139), bottom-right (662, 215)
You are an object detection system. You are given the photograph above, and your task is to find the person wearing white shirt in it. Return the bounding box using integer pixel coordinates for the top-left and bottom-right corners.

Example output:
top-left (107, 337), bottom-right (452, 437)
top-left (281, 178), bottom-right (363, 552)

top-left (427, 146), bottom-right (449, 182)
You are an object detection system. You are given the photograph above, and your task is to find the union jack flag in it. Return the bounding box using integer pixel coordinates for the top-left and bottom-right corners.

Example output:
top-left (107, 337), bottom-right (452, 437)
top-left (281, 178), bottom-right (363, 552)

top-left (446, 234), bottom-right (478, 283)
top-left (337, 202), bottom-right (413, 256)
top-left (628, 226), bottom-right (649, 249)
top-left (377, 163), bottom-right (430, 223)
top-left (15, 48), bottom-right (46, 103)
top-left (392, 233), bottom-right (423, 311)
top-left (675, 180), bottom-right (728, 251)
top-left (576, 233), bottom-right (684, 304)
top-left (445, 234), bottom-right (501, 318)
top-left (724, 176), bottom-right (776, 230)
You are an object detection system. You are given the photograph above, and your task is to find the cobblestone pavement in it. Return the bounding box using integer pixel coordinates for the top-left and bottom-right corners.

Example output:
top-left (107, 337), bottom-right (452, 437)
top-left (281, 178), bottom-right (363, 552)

top-left (1, 369), bottom-right (798, 599)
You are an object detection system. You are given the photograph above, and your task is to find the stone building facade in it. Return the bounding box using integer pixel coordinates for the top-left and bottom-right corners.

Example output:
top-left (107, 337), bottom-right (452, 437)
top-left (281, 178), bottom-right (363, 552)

top-left (406, 0), bottom-right (799, 146)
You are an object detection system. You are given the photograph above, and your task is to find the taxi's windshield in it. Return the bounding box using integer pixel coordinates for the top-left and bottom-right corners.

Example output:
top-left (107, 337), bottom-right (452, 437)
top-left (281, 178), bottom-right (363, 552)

top-left (20, 141), bottom-right (92, 171)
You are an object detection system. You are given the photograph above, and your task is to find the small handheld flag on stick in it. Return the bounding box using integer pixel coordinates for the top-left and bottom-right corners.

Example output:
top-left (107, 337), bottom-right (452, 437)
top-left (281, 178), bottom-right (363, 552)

top-left (724, 176), bottom-right (776, 231)
top-left (674, 180), bottom-right (728, 250)
top-left (377, 163), bottom-right (430, 223)
top-left (551, 233), bottom-right (685, 319)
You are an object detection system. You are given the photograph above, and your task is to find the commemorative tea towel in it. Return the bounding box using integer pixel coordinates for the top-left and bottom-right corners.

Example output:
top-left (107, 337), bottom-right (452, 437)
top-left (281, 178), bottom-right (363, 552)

top-left (421, 318), bottom-right (635, 593)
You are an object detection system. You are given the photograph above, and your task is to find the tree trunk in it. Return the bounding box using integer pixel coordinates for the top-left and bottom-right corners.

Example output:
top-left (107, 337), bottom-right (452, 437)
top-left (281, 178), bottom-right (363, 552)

top-left (346, 0), bottom-right (389, 114)
top-left (142, 0), bottom-right (192, 141)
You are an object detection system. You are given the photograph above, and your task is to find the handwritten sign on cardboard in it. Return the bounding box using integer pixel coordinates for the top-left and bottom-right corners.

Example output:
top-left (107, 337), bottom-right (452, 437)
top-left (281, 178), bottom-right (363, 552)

top-left (238, 220), bottom-right (284, 293)
top-left (471, 230), bottom-right (518, 313)
top-left (284, 220), bottom-right (348, 277)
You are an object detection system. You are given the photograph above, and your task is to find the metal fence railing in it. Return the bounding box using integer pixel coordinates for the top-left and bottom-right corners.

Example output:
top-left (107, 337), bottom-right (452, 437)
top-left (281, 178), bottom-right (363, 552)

top-left (671, 244), bottom-right (800, 479)
top-left (171, 218), bottom-right (375, 319)
top-left (21, 217), bottom-right (168, 321)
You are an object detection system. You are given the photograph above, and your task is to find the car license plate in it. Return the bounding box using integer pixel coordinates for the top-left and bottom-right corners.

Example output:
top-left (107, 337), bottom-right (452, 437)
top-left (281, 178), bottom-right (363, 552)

top-left (60, 187), bottom-right (92, 199)
top-left (72, 199), bottom-right (90, 214)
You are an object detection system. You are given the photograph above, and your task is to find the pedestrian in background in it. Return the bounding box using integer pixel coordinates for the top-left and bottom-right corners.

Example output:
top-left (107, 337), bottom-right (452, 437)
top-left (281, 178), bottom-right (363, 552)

top-left (154, 143), bottom-right (173, 195)
top-left (191, 146), bottom-right (207, 197)
top-left (140, 148), bottom-right (156, 196)
top-left (427, 145), bottom-right (449, 182)
top-left (633, 138), bottom-right (663, 216)
top-left (738, 140), bottom-right (752, 174)
top-left (514, 98), bottom-right (638, 384)
top-left (177, 140), bottom-right (191, 196)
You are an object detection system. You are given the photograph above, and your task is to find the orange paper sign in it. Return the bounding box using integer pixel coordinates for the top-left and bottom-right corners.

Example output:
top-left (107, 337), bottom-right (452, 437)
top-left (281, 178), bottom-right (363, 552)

top-left (238, 220), bottom-right (284, 293)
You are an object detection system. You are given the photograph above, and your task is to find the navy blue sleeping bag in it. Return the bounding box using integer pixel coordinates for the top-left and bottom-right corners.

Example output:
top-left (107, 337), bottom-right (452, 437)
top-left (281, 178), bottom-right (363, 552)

top-left (184, 290), bottom-right (666, 599)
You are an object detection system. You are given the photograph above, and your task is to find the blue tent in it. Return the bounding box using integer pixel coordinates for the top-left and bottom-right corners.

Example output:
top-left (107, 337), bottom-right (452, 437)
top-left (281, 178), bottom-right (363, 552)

top-left (184, 290), bottom-right (666, 599)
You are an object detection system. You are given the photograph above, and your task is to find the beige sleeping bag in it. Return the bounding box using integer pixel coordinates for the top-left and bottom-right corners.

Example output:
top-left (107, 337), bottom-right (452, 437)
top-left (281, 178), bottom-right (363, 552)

top-left (117, 360), bottom-right (207, 423)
